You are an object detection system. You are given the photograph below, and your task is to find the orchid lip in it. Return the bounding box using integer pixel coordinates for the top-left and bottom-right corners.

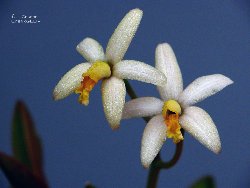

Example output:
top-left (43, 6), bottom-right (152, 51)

top-left (75, 61), bottom-right (111, 105)
top-left (162, 99), bottom-right (183, 144)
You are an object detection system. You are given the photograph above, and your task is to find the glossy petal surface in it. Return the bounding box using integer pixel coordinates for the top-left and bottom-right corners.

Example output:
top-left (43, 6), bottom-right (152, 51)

top-left (141, 115), bottom-right (166, 168)
top-left (122, 97), bottom-right (163, 119)
top-left (179, 106), bottom-right (221, 154)
top-left (155, 43), bottom-right (183, 100)
top-left (76, 38), bottom-right (105, 63)
top-left (113, 60), bottom-right (167, 86)
top-left (178, 74), bottom-right (233, 108)
top-left (106, 9), bottom-right (143, 65)
top-left (102, 76), bottom-right (126, 130)
top-left (53, 63), bottom-right (91, 100)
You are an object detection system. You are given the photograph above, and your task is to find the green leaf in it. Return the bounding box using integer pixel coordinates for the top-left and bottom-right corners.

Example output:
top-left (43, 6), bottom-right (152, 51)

top-left (12, 101), bottom-right (46, 183)
top-left (190, 175), bottom-right (215, 188)
top-left (0, 151), bottom-right (47, 188)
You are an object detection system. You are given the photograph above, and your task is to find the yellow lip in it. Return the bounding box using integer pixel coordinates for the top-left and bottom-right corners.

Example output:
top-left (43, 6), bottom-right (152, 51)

top-left (75, 61), bottom-right (111, 105)
top-left (162, 100), bottom-right (183, 143)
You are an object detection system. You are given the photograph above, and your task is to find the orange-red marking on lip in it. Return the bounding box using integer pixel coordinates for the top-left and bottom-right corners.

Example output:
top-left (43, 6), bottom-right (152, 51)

top-left (162, 100), bottom-right (183, 143)
top-left (165, 113), bottom-right (183, 143)
top-left (75, 76), bottom-right (97, 105)
top-left (75, 61), bottom-right (111, 106)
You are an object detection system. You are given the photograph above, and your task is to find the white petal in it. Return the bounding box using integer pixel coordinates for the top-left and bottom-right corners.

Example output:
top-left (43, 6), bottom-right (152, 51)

top-left (141, 115), bottom-right (166, 168)
top-left (178, 74), bottom-right (233, 108)
top-left (101, 76), bottom-right (126, 130)
top-left (155, 43), bottom-right (183, 100)
top-left (106, 9), bottom-right (143, 65)
top-left (53, 63), bottom-right (91, 100)
top-left (76, 38), bottom-right (105, 63)
top-left (113, 60), bottom-right (167, 86)
top-left (122, 97), bottom-right (163, 119)
top-left (179, 106), bottom-right (221, 154)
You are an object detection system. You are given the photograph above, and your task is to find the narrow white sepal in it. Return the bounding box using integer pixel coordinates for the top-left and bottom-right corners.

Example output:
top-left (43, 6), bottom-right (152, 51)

top-left (76, 38), bottom-right (105, 63)
top-left (106, 9), bottom-right (143, 65)
top-left (179, 106), bottom-right (221, 154)
top-left (53, 63), bottom-right (91, 100)
top-left (113, 60), bottom-right (167, 86)
top-left (155, 43), bottom-right (183, 101)
top-left (101, 76), bottom-right (126, 130)
top-left (122, 97), bottom-right (163, 119)
top-left (141, 115), bottom-right (166, 168)
top-left (178, 74), bottom-right (233, 108)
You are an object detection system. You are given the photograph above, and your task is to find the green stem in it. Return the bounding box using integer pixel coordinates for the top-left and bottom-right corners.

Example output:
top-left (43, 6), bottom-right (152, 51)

top-left (146, 138), bottom-right (184, 188)
top-left (146, 154), bottom-right (161, 188)
top-left (124, 80), bottom-right (137, 99)
top-left (157, 133), bottom-right (184, 169)
top-left (124, 80), bottom-right (184, 188)
top-left (124, 80), bottom-right (150, 122)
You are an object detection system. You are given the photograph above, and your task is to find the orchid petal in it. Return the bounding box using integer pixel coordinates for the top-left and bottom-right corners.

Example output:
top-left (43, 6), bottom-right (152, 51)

top-left (178, 74), bottom-right (233, 108)
top-left (53, 63), bottom-right (91, 100)
top-left (76, 38), bottom-right (105, 63)
top-left (141, 115), bottom-right (167, 168)
top-left (122, 97), bottom-right (163, 119)
top-left (113, 60), bottom-right (167, 86)
top-left (102, 76), bottom-right (126, 130)
top-left (141, 115), bottom-right (166, 168)
top-left (179, 106), bottom-right (221, 154)
top-left (106, 9), bottom-right (143, 65)
top-left (155, 43), bottom-right (183, 100)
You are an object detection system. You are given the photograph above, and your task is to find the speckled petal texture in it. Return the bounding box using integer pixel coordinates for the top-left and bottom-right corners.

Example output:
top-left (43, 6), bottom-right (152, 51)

top-left (178, 74), bottom-right (233, 108)
top-left (76, 38), bottom-right (105, 63)
top-left (141, 115), bottom-right (166, 168)
top-left (53, 63), bottom-right (91, 100)
top-left (106, 9), bottom-right (143, 65)
top-left (113, 60), bottom-right (167, 86)
top-left (102, 76), bottom-right (126, 130)
top-left (122, 97), bottom-right (163, 119)
top-left (155, 43), bottom-right (183, 101)
top-left (179, 106), bottom-right (221, 154)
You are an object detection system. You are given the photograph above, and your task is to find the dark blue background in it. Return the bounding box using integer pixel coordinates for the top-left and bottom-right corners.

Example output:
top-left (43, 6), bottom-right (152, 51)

top-left (0, 1), bottom-right (249, 187)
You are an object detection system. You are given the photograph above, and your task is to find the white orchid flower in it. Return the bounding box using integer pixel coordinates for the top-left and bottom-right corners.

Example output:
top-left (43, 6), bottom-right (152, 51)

top-left (122, 43), bottom-right (233, 168)
top-left (53, 9), bottom-right (166, 130)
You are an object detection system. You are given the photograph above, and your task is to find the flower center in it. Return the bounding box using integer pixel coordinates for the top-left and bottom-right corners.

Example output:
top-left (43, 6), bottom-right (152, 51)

top-left (162, 100), bottom-right (184, 143)
top-left (75, 61), bottom-right (111, 105)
